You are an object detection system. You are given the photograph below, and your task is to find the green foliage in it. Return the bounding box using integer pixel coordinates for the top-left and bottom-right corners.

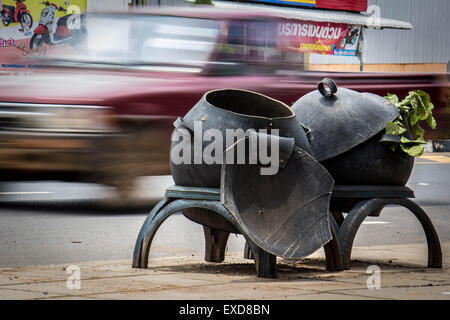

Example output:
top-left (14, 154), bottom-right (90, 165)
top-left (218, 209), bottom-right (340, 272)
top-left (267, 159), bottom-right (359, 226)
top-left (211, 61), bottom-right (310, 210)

top-left (384, 90), bottom-right (437, 157)
top-left (193, 0), bottom-right (213, 4)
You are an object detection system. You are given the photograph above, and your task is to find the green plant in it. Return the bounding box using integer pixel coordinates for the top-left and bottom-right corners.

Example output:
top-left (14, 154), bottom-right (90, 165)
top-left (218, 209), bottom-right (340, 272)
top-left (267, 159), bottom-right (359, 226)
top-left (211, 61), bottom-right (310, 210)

top-left (384, 90), bottom-right (437, 157)
top-left (193, 0), bottom-right (213, 4)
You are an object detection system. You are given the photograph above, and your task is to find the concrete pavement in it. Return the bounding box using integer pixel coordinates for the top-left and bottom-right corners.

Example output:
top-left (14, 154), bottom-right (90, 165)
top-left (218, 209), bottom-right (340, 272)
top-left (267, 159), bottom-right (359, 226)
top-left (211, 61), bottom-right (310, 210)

top-left (1, 241), bottom-right (449, 300)
top-left (1, 152), bottom-right (449, 301)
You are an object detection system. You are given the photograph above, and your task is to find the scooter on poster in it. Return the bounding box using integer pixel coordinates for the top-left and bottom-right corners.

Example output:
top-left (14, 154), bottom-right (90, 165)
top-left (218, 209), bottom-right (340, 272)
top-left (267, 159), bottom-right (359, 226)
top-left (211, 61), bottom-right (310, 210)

top-left (0, 0), bottom-right (33, 34)
top-left (30, 1), bottom-right (85, 49)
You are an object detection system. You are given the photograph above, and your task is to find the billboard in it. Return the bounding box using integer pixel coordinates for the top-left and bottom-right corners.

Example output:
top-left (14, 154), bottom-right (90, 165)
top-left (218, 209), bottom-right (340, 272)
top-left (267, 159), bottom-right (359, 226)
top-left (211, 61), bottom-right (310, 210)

top-left (0, 0), bottom-right (87, 73)
top-left (277, 20), bottom-right (361, 56)
top-left (250, 0), bottom-right (368, 12)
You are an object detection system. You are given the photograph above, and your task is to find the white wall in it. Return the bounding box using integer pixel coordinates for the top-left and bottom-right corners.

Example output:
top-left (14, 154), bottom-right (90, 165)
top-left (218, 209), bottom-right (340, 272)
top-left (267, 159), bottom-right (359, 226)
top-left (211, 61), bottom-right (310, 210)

top-left (310, 0), bottom-right (450, 65)
top-left (87, 0), bottom-right (132, 12)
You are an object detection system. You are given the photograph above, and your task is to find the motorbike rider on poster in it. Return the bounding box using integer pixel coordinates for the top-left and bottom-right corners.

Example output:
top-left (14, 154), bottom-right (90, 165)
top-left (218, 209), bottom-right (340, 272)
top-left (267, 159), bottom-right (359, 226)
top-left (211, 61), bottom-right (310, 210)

top-left (14, 0), bottom-right (23, 27)
top-left (29, 1), bottom-right (85, 50)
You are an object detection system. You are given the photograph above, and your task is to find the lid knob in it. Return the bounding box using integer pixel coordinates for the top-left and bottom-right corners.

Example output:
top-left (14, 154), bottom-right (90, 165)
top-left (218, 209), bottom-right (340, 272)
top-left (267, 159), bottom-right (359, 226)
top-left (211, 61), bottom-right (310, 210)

top-left (318, 78), bottom-right (338, 98)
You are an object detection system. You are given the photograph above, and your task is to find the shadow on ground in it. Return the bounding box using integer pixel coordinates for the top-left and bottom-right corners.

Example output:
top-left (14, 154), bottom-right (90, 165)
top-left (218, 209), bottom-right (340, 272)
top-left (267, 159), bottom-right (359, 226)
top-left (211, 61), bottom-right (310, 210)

top-left (147, 257), bottom-right (424, 280)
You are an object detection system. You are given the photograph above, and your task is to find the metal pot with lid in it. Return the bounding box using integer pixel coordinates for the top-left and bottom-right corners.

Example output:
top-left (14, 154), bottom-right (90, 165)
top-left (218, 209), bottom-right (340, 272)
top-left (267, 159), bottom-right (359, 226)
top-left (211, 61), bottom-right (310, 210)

top-left (291, 78), bottom-right (414, 186)
top-left (169, 88), bottom-right (335, 259)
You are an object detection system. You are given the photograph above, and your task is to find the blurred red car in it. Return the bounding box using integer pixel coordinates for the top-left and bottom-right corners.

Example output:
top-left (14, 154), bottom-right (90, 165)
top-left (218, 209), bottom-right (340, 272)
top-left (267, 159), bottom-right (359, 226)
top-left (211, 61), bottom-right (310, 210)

top-left (0, 7), bottom-right (448, 199)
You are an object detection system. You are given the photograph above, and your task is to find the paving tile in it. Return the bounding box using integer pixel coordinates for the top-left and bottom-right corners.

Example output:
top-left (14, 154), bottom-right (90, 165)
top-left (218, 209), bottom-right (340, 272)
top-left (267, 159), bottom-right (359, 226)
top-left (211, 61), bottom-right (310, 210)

top-left (283, 292), bottom-right (381, 300)
top-left (0, 288), bottom-right (62, 300)
top-left (0, 242), bottom-right (448, 300)
top-left (85, 282), bottom-right (319, 300)
top-left (337, 285), bottom-right (450, 300)
top-left (1, 272), bottom-right (217, 298)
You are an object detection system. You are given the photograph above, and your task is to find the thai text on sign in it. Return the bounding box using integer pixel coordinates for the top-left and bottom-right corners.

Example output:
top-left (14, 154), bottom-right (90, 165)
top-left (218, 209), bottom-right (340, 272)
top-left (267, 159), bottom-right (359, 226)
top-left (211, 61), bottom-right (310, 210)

top-left (277, 20), bottom-right (361, 56)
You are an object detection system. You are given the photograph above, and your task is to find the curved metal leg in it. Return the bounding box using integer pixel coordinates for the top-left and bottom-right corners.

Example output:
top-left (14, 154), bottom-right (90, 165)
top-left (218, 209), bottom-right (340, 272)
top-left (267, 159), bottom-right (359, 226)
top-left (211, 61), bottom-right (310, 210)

top-left (132, 197), bottom-right (171, 268)
top-left (324, 213), bottom-right (344, 271)
top-left (338, 198), bottom-right (442, 269)
top-left (244, 241), bottom-right (253, 260)
top-left (203, 226), bottom-right (230, 262)
top-left (134, 199), bottom-right (245, 269)
top-left (246, 240), bottom-right (277, 278)
top-left (398, 199), bottom-right (442, 268)
top-left (330, 211), bottom-right (345, 227)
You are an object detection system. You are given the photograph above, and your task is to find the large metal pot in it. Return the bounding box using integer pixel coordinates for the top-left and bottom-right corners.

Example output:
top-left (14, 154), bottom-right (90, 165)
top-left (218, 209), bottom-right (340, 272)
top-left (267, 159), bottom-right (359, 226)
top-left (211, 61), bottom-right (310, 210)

top-left (321, 130), bottom-right (414, 186)
top-left (291, 78), bottom-right (414, 186)
top-left (170, 88), bottom-right (312, 188)
top-left (170, 89), bottom-right (313, 232)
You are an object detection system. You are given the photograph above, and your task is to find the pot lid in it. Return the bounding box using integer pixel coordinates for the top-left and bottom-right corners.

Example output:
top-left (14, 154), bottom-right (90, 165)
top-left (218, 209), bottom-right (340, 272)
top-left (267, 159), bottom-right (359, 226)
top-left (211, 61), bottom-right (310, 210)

top-left (291, 78), bottom-right (399, 161)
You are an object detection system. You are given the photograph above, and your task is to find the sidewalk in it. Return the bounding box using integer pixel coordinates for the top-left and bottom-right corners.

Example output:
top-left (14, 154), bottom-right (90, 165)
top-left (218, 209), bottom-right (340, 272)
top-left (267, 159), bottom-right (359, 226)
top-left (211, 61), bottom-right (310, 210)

top-left (1, 241), bottom-right (449, 300)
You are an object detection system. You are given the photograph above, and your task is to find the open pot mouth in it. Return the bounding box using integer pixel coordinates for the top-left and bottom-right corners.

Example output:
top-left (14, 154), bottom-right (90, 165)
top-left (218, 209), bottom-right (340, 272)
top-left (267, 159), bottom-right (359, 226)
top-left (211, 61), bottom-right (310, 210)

top-left (205, 89), bottom-right (294, 119)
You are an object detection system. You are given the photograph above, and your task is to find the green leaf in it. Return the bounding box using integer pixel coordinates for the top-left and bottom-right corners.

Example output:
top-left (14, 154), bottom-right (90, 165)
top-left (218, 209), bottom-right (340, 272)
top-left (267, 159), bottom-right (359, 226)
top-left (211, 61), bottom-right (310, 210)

top-left (400, 143), bottom-right (424, 157)
top-left (385, 93), bottom-right (399, 105)
top-left (384, 89), bottom-right (437, 158)
top-left (412, 124), bottom-right (425, 138)
top-left (416, 90), bottom-right (432, 107)
top-left (426, 114), bottom-right (437, 129)
top-left (409, 109), bottom-right (420, 126)
top-left (400, 136), bottom-right (427, 145)
top-left (416, 96), bottom-right (429, 120)
top-left (385, 121), bottom-right (406, 135)
top-left (399, 92), bottom-right (414, 107)
top-left (193, 0), bottom-right (213, 4)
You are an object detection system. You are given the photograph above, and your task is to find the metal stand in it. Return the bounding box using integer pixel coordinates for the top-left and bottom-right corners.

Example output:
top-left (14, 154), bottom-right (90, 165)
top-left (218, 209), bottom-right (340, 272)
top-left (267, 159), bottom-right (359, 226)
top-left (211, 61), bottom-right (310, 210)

top-left (132, 185), bottom-right (343, 278)
top-left (330, 185), bottom-right (442, 269)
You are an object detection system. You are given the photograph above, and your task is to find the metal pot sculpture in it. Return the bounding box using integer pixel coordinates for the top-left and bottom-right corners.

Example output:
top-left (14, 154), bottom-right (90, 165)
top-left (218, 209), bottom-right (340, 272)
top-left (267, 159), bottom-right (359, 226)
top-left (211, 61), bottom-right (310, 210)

top-left (221, 132), bottom-right (334, 258)
top-left (291, 78), bottom-right (414, 186)
top-left (169, 89), bottom-right (334, 259)
top-left (170, 89), bottom-right (312, 189)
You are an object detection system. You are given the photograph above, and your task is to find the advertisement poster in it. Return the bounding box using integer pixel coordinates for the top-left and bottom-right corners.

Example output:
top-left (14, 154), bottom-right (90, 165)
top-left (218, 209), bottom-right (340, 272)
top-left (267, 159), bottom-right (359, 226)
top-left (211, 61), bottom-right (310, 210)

top-left (252, 0), bottom-right (317, 8)
top-left (0, 0), bottom-right (86, 73)
top-left (250, 0), bottom-right (368, 12)
top-left (277, 20), bottom-right (361, 56)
